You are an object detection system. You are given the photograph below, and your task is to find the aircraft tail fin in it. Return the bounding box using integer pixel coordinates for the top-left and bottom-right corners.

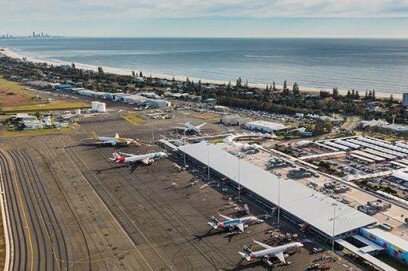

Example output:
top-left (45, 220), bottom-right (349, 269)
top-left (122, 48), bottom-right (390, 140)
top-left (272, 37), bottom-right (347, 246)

top-left (207, 221), bottom-right (217, 229)
top-left (208, 216), bottom-right (219, 229)
top-left (238, 252), bottom-right (251, 261)
top-left (110, 152), bottom-right (121, 161)
top-left (115, 133), bottom-right (120, 138)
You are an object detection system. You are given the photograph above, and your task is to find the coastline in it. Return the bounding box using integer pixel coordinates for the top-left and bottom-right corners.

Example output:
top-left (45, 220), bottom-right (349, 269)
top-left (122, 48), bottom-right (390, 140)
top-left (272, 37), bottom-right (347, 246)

top-left (0, 47), bottom-right (402, 101)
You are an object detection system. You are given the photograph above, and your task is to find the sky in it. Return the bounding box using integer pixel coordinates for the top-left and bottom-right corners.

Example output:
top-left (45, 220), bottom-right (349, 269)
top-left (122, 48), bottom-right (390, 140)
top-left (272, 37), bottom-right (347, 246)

top-left (1, 0), bottom-right (408, 38)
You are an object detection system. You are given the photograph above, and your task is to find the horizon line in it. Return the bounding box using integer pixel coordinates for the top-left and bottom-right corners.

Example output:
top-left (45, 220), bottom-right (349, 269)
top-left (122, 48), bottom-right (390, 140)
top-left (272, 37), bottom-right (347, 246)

top-left (4, 35), bottom-right (408, 40)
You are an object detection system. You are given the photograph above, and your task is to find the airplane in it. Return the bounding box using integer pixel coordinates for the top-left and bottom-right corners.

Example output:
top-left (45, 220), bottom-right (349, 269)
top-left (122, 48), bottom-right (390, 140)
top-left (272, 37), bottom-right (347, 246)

top-left (207, 213), bottom-right (264, 232)
top-left (95, 133), bottom-right (139, 146)
top-left (110, 151), bottom-right (168, 165)
top-left (239, 240), bottom-right (303, 266)
top-left (174, 122), bottom-right (207, 134)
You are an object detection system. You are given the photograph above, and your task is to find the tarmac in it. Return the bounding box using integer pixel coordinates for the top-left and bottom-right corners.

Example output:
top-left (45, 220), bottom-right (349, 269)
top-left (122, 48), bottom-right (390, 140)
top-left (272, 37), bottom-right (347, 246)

top-left (0, 110), bottom-right (361, 270)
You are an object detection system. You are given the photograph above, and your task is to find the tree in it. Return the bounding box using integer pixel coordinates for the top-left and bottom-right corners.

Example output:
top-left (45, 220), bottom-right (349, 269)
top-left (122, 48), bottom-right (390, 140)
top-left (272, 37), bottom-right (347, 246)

top-left (355, 91), bottom-right (360, 99)
top-left (71, 63), bottom-right (76, 69)
top-left (283, 80), bottom-right (287, 91)
top-left (313, 120), bottom-right (333, 135)
top-left (293, 82), bottom-right (299, 95)
top-left (372, 90), bottom-right (376, 100)
top-left (347, 90), bottom-right (351, 98)
top-left (272, 81), bottom-right (276, 91)
top-left (132, 70), bottom-right (136, 76)
top-left (97, 66), bottom-right (104, 74)
top-left (332, 87), bottom-right (339, 99)
top-left (320, 91), bottom-right (330, 98)
top-left (139, 71), bottom-right (143, 77)
top-left (236, 77), bottom-right (242, 87)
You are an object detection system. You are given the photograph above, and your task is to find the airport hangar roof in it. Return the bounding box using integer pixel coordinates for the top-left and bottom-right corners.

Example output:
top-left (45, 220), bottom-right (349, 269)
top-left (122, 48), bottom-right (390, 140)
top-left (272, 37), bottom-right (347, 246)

top-left (179, 141), bottom-right (377, 238)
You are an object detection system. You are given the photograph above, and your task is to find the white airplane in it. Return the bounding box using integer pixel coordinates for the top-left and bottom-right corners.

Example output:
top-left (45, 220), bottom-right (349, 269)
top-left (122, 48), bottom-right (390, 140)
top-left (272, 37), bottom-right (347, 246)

top-left (208, 213), bottom-right (264, 232)
top-left (110, 151), bottom-right (168, 165)
top-left (239, 240), bottom-right (303, 266)
top-left (175, 122), bottom-right (207, 134)
top-left (95, 133), bottom-right (138, 146)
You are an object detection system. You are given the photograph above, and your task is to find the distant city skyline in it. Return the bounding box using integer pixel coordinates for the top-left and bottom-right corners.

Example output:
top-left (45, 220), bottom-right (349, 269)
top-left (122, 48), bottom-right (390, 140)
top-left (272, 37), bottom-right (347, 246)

top-left (0, 32), bottom-right (57, 40)
top-left (1, 0), bottom-right (408, 38)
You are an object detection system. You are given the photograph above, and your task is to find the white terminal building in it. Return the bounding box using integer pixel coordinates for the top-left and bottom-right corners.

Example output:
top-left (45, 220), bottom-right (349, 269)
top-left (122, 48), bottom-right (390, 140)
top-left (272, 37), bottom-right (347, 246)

top-left (91, 101), bottom-right (106, 112)
top-left (244, 120), bottom-right (288, 133)
top-left (178, 142), bottom-right (376, 239)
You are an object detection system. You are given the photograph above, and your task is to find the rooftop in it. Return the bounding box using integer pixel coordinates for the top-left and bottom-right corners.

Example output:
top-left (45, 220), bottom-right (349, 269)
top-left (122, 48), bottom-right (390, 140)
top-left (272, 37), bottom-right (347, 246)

top-left (179, 141), bottom-right (377, 238)
top-left (245, 120), bottom-right (287, 131)
top-left (362, 227), bottom-right (408, 252)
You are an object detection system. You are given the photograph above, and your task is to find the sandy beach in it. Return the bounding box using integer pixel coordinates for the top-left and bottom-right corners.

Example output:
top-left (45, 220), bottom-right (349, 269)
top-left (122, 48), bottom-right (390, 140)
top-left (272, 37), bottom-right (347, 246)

top-left (0, 47), bottom-right (402, 101)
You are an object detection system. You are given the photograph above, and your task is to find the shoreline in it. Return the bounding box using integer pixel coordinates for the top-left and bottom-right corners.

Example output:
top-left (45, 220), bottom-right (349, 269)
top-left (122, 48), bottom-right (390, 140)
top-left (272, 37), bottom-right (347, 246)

top-left (0, 47), bottom-right (402, 101)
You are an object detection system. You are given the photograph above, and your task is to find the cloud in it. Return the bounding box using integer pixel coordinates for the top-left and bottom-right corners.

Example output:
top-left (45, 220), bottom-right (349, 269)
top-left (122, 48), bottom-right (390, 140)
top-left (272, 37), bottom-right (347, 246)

top-left (0, 0), bottom-right (408, 21)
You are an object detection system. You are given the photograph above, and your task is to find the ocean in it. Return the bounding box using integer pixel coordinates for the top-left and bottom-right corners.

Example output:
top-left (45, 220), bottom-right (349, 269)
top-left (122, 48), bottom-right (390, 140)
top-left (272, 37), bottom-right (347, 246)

top-left (1, 38), bottom-right (408, 94)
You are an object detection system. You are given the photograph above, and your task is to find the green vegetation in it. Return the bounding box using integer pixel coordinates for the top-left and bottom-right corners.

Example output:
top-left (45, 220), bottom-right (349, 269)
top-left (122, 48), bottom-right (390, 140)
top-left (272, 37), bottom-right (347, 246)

top-left (357, 179), bottom-right (398, 195)
top-left (191, 112), bottom-right (220, 122)
top-left (313, 120), bottom-right (333, 135)
top-left (208, 138), bottom-right (224, 144)
top-left (316, 161), bottom-right (346, 177)
top-left (0, 75), bottom-right (28, 93)
top-left (1, 101), bottom-right (90, 113)
top-left (1, 127), bottom-right (72, 137)
top-left (122, 113), bottom-right (144, 125)
top-left (0, 75), bottom-right (41, 108)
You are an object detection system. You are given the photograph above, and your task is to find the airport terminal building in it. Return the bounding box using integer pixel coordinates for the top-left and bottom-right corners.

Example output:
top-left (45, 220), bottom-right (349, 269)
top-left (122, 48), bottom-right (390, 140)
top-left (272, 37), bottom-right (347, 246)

top-left (178, 142), bottom-right (377, 241)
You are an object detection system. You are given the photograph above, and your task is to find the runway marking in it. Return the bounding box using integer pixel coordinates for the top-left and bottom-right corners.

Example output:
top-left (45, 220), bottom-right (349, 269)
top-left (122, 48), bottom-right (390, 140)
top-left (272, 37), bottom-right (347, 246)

top-left (0, 156), bottom-right (13, 271)
top-left (9, 152), bottom-right (35, 271)
top-left (18, 150), bottom-right (62, 269)
top-left (86, 146), bottom-right (177, 269)
top-left (62, 146), bottom-right (157, 271)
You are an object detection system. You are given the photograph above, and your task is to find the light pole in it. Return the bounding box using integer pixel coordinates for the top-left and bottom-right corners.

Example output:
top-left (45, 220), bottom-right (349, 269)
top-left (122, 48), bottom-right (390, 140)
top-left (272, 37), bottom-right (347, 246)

top-left (238, 157), bottom-right (241, 200)
top-left (277, 177), bottom-right (281, 226)
top-left (332, 203), bottom-right (337, 252)
top-left (207, 142), bottom-right (210, 181)
top-left (183, 130), bottom-right (187, 167)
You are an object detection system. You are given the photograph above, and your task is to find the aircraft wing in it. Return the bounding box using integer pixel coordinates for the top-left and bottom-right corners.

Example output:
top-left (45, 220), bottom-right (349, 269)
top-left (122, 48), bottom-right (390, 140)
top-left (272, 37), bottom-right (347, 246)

top-left (237, 223), bottom-right (245, 232)
top-left (119, 152), bottom-right (135, 157)
top-left (197, 122), bottom-right (207, 128)
top-left (253, 240), bottom-right (272, 249)
top-left (174, 126), bottom-right (187, 131)
top-left (142, 158), bottom-right (150, 165)
top-left (274, 252), bottom-right (286, 263)
top-left (218, 213), bottom-right (233, 221)
top-left (101, 140), bottom-right (117, 145)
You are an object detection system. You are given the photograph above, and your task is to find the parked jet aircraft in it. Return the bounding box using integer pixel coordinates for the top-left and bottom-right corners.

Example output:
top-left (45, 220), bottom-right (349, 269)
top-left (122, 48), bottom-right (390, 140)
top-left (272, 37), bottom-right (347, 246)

top-left (95, 133), bottom-right (138, 146)
top-left (208, 213), bottom-right (264, 232)
top-left (110, 151), bottom-right (167, 165)
top-left (239, 240), bottom-right (303, 266)
top-left (175, 122), bottom-right (207, 134)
